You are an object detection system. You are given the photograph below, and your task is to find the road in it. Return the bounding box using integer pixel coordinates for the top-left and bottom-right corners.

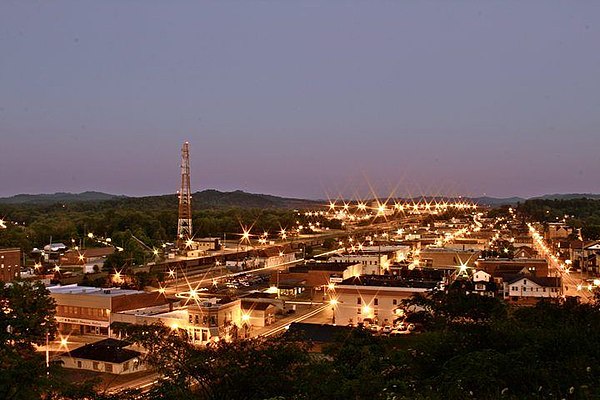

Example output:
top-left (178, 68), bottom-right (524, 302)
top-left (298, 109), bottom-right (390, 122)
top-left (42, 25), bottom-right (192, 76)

top-left (162, 257), bottom-right (306, 296)
top-left (528, 223), bottom-right (594, 302)
top-left (105, 372), bottom-right (161, 395)
top-left (258, 304), bottom-right (329, 337)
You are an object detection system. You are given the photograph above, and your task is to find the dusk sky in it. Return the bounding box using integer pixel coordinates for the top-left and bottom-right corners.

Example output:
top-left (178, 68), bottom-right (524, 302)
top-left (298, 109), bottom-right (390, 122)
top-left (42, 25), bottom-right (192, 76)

top-left (1, 2), bottom-right (599, 199)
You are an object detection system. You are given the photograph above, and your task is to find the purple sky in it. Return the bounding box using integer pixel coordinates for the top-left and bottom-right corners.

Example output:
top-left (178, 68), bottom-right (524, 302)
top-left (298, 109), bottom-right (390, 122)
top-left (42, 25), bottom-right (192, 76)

top-left (1, 2), bottom-right (599, 199)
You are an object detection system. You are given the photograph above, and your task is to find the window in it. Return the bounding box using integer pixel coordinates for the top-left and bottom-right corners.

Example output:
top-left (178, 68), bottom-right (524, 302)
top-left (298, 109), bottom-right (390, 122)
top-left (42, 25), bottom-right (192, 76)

top-left (357, 308), bottom-right (361, 315)
top-left (123, 362), bottom-right (129, 371)
top-left (189, 315), bottom-right (193, 324)
top-left (357, 298), bottom-right (361, 305)
top-left (543, 288), bottom-right (546, 292)
top-left (374, 298), bottom-right (379, 306)
top-left (195, 315), bottom-right (199, 325)
top-left (93, 362), bottom-right (100, 371)
top-left (105, 363), bottom-right (113, 373)
top-left (392, 299), bottom-right (397, 305)
top-left (77, 361), bottom-right (82, 368)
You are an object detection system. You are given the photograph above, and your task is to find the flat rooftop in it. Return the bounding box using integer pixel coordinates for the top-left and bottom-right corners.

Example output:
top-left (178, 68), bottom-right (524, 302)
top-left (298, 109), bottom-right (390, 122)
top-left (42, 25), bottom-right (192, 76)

top-left (290, 261), bottom-right (359, 273)
top-left (340, 275), bottom-right (439, 289)
top-left (48, 284), bottom-right (145, 297)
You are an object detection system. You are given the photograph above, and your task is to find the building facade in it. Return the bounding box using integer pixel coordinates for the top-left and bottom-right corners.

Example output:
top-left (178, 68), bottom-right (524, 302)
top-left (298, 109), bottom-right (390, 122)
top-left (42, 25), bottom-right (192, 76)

top-left (49, 285), bottom-right (170, 336)
top-left (331, 276), bottom-right (436, 326)
top-left (0, 248), bottom-right (20, 282)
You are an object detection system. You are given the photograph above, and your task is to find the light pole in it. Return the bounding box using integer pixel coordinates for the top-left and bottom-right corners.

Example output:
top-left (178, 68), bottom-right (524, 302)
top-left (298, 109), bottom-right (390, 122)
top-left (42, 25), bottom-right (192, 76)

top-left (330, 299), bottom-right (338, 325)
top-left (45, 331), bottom-right (49, 375)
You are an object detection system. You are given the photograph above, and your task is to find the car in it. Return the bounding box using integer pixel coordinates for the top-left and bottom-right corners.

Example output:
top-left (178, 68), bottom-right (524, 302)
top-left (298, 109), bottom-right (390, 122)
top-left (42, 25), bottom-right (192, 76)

top-left (369, 325), bottom-right (380, 333)
top-left (396, 322), bottom-right (407, 331)
top-left (382, 325), bottom-right (392, 334)
top-left (407, 323), bottom-right (415, 331)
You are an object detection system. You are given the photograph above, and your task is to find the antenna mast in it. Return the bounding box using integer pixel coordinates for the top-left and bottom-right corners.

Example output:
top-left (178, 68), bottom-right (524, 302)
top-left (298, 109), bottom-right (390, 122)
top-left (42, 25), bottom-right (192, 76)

top-left (177, 142), bottom-right (193, 249)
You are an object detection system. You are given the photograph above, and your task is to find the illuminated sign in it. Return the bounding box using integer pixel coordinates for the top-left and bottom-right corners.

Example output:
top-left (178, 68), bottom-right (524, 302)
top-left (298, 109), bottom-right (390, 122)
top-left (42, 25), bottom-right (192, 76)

top-left (55, 317), bottom-right (109, 328)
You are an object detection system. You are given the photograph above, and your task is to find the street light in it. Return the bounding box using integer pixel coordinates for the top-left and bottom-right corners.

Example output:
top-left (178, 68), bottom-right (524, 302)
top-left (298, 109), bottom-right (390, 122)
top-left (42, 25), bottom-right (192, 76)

top-left (330, 299), bottom-right (338, 325)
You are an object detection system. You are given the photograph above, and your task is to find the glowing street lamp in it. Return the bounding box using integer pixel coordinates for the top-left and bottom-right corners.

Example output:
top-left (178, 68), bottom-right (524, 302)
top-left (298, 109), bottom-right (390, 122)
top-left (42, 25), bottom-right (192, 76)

top-left (241, 229), bottom-right (251, 244)
top-left (362, 305), bottom-right (372, 318)
top-left (330, 298), bottom-right (339, 324)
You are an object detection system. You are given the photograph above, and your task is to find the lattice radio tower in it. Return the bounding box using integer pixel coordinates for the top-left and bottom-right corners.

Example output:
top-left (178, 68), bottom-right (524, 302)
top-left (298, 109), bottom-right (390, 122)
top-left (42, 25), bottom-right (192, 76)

top-left (177, 142), bottom-right (193, 249)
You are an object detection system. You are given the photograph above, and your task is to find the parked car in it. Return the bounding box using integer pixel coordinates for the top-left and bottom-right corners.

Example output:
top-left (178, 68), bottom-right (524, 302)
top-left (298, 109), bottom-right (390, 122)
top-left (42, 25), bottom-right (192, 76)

top-left (382, 325), bottom-right (392, 334)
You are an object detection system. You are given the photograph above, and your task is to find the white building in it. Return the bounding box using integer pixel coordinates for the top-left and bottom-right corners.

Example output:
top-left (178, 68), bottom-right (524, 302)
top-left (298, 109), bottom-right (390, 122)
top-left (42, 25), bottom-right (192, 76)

top-left (61, 338), bottom-right (146, 375)
top-left (330, 276), bottom-right (438, 326)
top-left (505, 276), bottom-right (561, 300)
top-left (330, 252), bottom-right (390, 275)
top-left (472, 270), bottom-right (491, 282)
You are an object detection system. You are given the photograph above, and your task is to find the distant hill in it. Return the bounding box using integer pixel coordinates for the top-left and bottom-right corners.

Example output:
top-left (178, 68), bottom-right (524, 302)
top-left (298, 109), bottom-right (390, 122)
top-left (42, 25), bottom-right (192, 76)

top-left (468, 194), bottom-right (600, 206)
top-left (530, 193), bottom-right (600, 201)
top-left (0, 191), bottom-right (124, 204)
top-left (1, 190), bottom-right (598, 209)
top-left (191, 189), bottom-right (321, 209)
top-left (470, 196), bottom-right (526, 206)
top-left (0, 190), bottom-right (323, 209)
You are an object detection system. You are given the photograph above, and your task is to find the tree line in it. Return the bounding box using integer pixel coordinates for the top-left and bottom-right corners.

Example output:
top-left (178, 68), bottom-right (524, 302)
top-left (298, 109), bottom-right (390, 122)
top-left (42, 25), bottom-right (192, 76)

top-left (0, 200), bottom-right (340, 266)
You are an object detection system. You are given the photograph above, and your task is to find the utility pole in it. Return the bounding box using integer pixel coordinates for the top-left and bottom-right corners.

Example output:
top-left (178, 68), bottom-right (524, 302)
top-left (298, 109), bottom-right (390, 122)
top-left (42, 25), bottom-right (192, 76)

top-left (177, 142), bottom-right (193, 250)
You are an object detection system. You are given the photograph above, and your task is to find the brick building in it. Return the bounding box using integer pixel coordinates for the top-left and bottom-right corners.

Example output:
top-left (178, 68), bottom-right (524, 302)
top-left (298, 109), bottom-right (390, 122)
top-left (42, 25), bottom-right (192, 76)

top-left (476, 258), bottom-right (549, 277)
top-left (0, 248), bottom-right (21, 282)
top-left (48, 285), bottom-right (170, 336)
top-left (271, 261), bottom-right (362, 288)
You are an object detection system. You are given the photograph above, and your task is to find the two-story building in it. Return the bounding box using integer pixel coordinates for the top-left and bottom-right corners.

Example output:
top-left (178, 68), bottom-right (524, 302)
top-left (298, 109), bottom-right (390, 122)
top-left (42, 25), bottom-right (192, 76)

top-left (48, 285), bottom-right (170, 336)
top-left (0, 248), bottom-right (21, 282)
top-left (505, 276), bottom-right (562, 302)
top-left (272, 261), bottom-right (362, 289)
top-left (330, 275), bottom-right (439, 326)
top-left (329, 252), bottom-right (390, 275)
